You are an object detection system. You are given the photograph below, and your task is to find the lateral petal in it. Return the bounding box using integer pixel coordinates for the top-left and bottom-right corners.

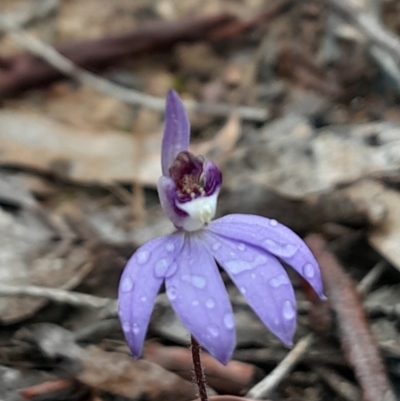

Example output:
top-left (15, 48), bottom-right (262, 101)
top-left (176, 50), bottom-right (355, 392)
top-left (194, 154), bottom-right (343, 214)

top-left (118, 232), bottom-right (185, 358)
top-left (203, 231), bottom-right (296, 346)
top-left (165, 234), bottom-right (235, 364)
top-left (157, 175), bottom-right (188, 228)
top-left (209, 214), bottom-right (324, 298)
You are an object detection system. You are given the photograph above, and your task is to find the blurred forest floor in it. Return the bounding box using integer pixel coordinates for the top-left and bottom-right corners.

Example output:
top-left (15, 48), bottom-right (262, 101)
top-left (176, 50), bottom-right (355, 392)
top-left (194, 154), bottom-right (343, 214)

top-left (0, 0), bottom-right (400, 400)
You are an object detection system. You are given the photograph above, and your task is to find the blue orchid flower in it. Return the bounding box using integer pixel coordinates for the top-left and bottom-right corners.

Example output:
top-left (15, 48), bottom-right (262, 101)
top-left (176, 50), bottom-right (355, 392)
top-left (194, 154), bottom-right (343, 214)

top-left (118, 90), bottom-right (324, 364)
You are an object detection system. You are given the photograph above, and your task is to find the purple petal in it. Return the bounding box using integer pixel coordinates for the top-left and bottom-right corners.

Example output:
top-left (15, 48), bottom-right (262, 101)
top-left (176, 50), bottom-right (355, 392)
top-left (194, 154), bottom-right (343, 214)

top-left (202, 231), bottom-right (296, 346)
top-left (203, 161), bottom-right (223, 196)
top-left (118, 232), bottom-right (185, 358)
top-left (208, 214), bottom-right (324, 298)
top-left (165, 235), bottom-right (235, 364)
top-left (162, 90), bottom-right (190, 176)
top-left (157, 176), bottom-right (188, 228)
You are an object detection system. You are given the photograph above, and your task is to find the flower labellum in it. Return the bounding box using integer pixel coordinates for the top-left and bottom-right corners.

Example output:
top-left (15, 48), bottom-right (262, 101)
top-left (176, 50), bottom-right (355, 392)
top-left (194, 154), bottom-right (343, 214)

top-left (118, 90), bottom-right (325, 364)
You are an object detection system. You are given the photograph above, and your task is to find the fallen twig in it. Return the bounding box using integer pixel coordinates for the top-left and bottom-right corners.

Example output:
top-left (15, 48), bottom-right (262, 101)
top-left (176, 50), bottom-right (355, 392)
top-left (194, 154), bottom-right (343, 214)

top-left (242, 253), bottom-right (387, 399)
top-left (315, 366), bottom-right (361, 401)
top-left (328, 0), bottom-right (400, 89)
top-left (245, 334), bottom-right (314, 399)
top-left (144, 342), bottom-right (260, 395)
top-left (327, 0), bottom-right (400, 61)
top-left (306, 234), bottom-right (396, 401)
top-left (0, 284), bottom-right (117, 317)
top-left (0, 16), bottom-right (269, 121)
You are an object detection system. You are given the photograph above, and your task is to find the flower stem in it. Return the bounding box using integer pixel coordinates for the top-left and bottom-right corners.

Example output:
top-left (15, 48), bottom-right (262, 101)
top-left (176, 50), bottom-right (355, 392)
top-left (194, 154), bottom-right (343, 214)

top-left (191, 335), bottom-right (209, 401)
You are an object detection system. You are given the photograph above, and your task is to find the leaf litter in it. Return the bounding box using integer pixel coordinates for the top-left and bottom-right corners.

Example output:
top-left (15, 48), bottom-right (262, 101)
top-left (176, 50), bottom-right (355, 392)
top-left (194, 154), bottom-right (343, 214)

top-left (0, 0), bottom-right (400, 400)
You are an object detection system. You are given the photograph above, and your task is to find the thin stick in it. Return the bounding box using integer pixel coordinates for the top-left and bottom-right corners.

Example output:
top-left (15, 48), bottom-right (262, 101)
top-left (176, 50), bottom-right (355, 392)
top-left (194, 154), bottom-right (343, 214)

top-left (191, 336), bottom-right (209, 401)
top-left (245, 257), bottom-right (387, 399)
top-left (245, 333), bottom-right (314, 399)
top-left (0, 17), bottom-right (268, 122)
top-left (0, 284), bottom-right (117, 316)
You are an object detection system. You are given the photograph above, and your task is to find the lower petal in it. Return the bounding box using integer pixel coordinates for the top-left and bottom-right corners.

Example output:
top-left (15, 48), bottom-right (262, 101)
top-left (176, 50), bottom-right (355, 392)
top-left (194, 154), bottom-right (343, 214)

top-left (209, 214), bottom-right (324, 298)
top-left (165, 234), bottom-right (235, 364)
top-left (118, 232), bottom-right (185, 358)
top-left (203, 231), bottom-right (296, 346)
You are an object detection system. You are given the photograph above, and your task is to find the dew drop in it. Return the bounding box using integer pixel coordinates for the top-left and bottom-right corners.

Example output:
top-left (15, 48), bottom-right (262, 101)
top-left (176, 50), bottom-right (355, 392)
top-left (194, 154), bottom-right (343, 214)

top-left (251, 273), bottom-right (257, 279)
top-left (192, 300), bottom-right (199, 306)
top-left (140, 296), bottom-right (147, 302)
top-left (240, 286), bottom-right (247, 294)
top-left (270, 219), bottom-right (278, 227)
top-left (165, 242), bottom-right (175, 252)
top-left (132, 323), bottom-right (140, 335)
top-left (137, 250), bottom-right (150, 264)
top-left (167, 286), bottom-right (177, 300)
top-left (223, 313), bottom-right (235, 330)
top-left (283, 244), bottom-right (298, 257)
top-left (206, 298), bottom-right (215, 309)
top-left (283, 300), bottom-right (296, 320)
top-left (165, 262), bottom-right (178, 277)
top-left (212, 242), bottom-right (221, 251)
top-left (122, 321), bottom-right (131, 332)
top-left (225, 260), bottom-right (254, 274)
top-left (304, 263), bottom-right (315, 278)
top-left (263, 239), bottom-right (298, 257)
top-left (121, 277), bottom-right (133, 292)
top-left (269, 274), bottom-right (289, 288)
top-left (207, 325), bottom-right (220, 338)
top-left (237, 243), bottom-right (246, 251)
top-left (253, 255), bottom-right (267, 266)
top-left (191, 275), bottom-right (207, 289)
top-left (181, 274), bottom-right (207, 289)
top-left (154, 258), bottom-right (169, 277)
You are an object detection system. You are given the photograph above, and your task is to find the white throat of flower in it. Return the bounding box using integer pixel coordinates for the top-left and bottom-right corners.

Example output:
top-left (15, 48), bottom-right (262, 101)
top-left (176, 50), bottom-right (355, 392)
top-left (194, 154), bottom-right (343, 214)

top-left (177, 190), bottom-right (219, 232)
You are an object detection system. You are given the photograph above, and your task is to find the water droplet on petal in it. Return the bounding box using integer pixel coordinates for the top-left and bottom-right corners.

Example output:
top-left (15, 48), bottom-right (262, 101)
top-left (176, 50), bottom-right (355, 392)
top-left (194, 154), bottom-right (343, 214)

top-left (269, 274), bottom-right (289, 288)
top-left (263, 239), bottom-right (298, 257)
top-left (206, 298), bottom-right (215, 309)
top-left (283, 300), bottom-right (296, 320)
top-left (132, 323), bottom-right (140, 335)
top-left (165, 262), bottom-right (178, 277)
top-left (165, 242), bottom-right (175, 252)
top-left (121, 277), bottom-right (133, 292)
top-left (207, 325), bottom-right (220, 338)
top-left (304, 263), bottom-right (315, 278)
top-left (167, 286), bottom-right (177, 300)
top-left (225, 260), bottom-right (253, 274)
top-left (283, 244), bottom-right (298, 257)
top-left (251, 273), bottom-right (257, 279)
top-left (237, 243), bottom-right (246, 251)
top-left (191, 275), bottom-right (207, 289)
top-left (137, 250), bottom-right (150, 264)
top-left (181, 274), bottom-right (207, 289)
top-left (223, 313), bottom-right (235, 330)
top-left (122, 321), bottom-right (131, 332)
top-left (192, 300), bottom-right (199, 306)
top-left (154, 258), bottom-right (169, 277)
top-left (253, 255), bottom-right (267, 266)
top-left (240, 286), bottom-right (246, 294)
top-left (212, 242), bottom-right (221, 251)
top-left (270, 219), bottom-right (278, 227)
top-left (140, 296), bottom-right (147, 302)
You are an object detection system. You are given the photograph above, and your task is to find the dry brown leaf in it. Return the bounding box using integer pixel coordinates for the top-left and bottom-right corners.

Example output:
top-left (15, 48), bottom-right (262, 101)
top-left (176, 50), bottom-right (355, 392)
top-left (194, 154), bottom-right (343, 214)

top-left (0, 174), bottom-right (94, 323)
top-left (0, 110), bottom-right (162, 186)
top-left (337, 179), bottom-right (400, 273)
top-left (226, 119), bottom-right (400, 198)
